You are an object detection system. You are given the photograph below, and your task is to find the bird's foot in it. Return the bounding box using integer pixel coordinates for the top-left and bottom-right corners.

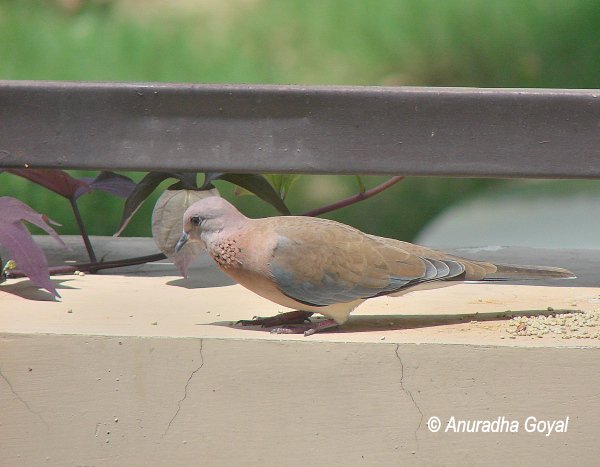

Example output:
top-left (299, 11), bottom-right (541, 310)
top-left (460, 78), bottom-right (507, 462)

top-left (270, 318), bottom-right (339, 337)
top-left (236, 310), bottom-right (314, 327)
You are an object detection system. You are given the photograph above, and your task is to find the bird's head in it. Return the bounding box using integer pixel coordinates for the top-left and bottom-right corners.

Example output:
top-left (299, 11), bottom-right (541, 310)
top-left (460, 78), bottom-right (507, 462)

top-left (175, 196), bottom-right (246, 252)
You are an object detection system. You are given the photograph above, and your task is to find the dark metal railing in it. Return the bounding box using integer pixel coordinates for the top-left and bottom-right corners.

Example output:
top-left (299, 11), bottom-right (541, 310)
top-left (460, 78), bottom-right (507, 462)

top-left (1, 80), bottom-right (599, 177)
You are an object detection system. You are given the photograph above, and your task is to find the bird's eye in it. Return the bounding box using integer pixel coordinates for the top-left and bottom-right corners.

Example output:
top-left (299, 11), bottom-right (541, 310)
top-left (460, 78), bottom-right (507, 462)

top-left (190, 216), bottom-right (201, 226)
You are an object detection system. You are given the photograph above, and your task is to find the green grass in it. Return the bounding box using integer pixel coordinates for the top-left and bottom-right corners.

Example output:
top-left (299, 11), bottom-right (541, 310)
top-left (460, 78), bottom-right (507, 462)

top-left (1, 0), bottom-right (599, 241)
top-left (2, 0), bottom-right (600, 87)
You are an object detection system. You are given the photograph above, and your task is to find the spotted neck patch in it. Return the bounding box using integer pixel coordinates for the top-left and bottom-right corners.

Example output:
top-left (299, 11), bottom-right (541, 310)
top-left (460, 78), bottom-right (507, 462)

top-left (209, 238), bottom-right (242, 268)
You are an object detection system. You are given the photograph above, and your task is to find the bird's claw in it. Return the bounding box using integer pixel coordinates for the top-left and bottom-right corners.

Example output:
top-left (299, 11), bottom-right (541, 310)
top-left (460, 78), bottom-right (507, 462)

top-left (236, 312), bottom-right (338, 336)
top-left (236, 317), bottom-right (267, 326)
top-left (268, 319), bottom-right (339, 336)
top-left (236, 310), bottom-right (314, 327)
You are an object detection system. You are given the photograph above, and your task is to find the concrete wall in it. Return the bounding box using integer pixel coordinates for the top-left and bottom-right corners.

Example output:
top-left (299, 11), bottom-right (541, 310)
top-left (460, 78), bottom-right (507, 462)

top-left (2, 238), bottom-right (599, 466)
top-left (2, 334), bottom-right (599, 466)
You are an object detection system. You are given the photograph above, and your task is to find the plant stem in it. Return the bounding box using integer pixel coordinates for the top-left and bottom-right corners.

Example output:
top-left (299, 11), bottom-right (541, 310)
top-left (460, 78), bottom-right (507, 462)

top-left (85, 253), bottom-right (166, 273)
top-left (302, 176), bottom-right (405, 217)
top-left (8, 253), bottom-right (167, 278)
top-left (69, 198), bottom-right (97, 264)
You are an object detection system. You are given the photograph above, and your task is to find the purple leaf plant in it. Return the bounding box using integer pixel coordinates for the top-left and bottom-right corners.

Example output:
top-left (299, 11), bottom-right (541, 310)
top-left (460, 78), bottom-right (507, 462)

top-left (0, 169), bottom-right (137, 295)
top-left (0, 197), bottom-right (64, 297)
top-left (3, 168), bottom-right (136, 263)
top-left (4, 169), bottom-right (135, 200)
top-left (0, 167), bottom-right (404, 287)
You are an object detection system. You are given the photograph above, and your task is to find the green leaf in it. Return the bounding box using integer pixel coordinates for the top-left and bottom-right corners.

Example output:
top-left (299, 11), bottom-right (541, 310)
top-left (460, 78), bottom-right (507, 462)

top-left (202, 173), bottom-right (291, 215)
top-left (264, 174), bottom-right (301, 200)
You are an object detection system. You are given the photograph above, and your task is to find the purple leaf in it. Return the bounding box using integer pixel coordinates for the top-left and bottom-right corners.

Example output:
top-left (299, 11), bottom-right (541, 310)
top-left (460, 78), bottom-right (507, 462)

top-left (0, 197), bottom-right (64, 243)
top-left (0, 223), bottom-right (59, 297)
top-left (0, 197), bottom-right (65, 297)
top-left (74, 171), bottom-right (136, 200)
top-left (5, 168), bottom-right (91, 199)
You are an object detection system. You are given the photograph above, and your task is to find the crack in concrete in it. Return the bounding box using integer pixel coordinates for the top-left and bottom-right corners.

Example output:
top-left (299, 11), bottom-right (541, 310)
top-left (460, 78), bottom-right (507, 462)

top-left (0, 366), bottom-right (49, 429)
top-left (163, 339), bottom-right (205, 436)
top-left (394, 344), bottom-right (423, 442)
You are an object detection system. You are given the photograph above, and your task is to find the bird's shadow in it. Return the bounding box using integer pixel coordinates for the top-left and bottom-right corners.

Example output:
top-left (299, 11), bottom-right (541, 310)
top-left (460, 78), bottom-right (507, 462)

top-left (0, 278), bottom-right (77, 302)
top-left (200, 308), bottom-right (579, 334)
top-left (166, 275), bottom-right (235, 289)
top-left (165, 262), bottom-right (235, 289)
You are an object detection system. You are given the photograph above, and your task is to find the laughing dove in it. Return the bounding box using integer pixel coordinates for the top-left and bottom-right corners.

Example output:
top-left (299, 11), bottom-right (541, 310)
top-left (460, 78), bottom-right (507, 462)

top-left (175, 197), bottom-right (575, 336)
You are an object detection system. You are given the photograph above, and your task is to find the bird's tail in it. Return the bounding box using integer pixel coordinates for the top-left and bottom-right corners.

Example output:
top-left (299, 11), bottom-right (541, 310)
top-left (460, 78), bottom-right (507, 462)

top-left (486, 263), bottom-right (576, 280)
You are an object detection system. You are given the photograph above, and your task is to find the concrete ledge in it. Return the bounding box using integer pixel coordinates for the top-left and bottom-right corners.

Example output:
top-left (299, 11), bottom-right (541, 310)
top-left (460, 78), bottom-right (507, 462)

top-left (2, 237), bottom-right (600, 466)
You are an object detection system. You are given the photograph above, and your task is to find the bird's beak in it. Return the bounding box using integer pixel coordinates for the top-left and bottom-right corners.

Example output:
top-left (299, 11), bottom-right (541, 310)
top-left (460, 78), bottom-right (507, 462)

top-left (175, 232), bottom-right (189, 253)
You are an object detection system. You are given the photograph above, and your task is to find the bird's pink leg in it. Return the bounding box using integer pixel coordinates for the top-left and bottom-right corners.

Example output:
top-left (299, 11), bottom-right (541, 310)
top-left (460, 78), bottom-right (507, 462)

top-left (236, 310), bottom-right (314, 327)
top-left (271, 318), bottom-right (339, 337)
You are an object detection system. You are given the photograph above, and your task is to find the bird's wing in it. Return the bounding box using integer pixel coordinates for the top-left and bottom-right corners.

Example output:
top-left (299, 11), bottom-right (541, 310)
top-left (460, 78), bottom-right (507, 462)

top-left (368, 235), bottom-right (498, 280)
top-left (266, 217), bottom-right (466, 307)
